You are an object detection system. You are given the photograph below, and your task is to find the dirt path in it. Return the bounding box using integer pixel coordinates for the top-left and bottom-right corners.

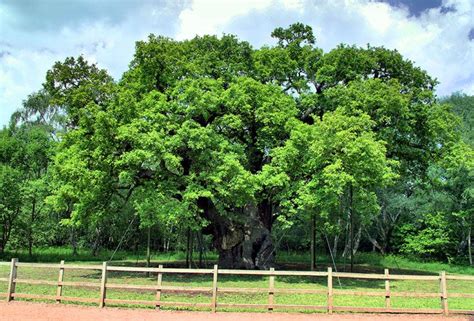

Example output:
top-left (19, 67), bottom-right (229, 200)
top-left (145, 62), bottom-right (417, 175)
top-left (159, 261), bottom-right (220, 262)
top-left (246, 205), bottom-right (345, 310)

top-left (0, 302), bottom-right (472, 321)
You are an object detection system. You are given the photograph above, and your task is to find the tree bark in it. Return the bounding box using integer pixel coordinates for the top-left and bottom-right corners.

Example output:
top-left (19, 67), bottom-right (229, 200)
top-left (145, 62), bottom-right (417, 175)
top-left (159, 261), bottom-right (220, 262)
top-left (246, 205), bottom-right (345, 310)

top-left (198, 231), bottom-right (204, 268)
top-left (200, 198), bottom-right (274, 269)
top-left (349, 184), bottom-right (354, 273)
top-left (310, 214), bottom-right (316, 271)
top-left (28, 198), bottom-right (36, 256)
top-left (468, 225), bottom-right (472, 266)
top-left (365, 228), bottom-right (385, 255)
top-left (353, 227), bottom-right (362, 256)
top-left (146, 226), bottom-right (151, 268)
top-left (189, 230), bottom-right (194, 268)
top-left (218, 205), bottom-right (274, 269)
top-left (185, 228), bottom-right (191, 268)
top-left (332, 227), bottom-right (339, 259)
top-left (71, 226), bottom-right (78, 256)
top-left (91, 228), bottom-right (101, 257)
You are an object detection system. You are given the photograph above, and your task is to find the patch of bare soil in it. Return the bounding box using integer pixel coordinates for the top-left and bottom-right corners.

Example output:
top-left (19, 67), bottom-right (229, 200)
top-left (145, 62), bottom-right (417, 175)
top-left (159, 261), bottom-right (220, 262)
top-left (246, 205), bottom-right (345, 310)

top-left (0, 302), bottom-right (472, 321)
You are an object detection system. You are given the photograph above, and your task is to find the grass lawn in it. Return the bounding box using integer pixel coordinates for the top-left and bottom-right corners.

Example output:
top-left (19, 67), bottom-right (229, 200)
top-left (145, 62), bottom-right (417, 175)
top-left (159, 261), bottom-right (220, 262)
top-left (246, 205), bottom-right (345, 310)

top-left (0, 248), bottom-right (473, 313)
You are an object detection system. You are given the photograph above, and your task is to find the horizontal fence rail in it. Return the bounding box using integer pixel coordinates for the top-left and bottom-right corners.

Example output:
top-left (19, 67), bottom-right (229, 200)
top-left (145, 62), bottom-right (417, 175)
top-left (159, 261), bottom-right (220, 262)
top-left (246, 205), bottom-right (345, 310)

top-left (0, 259), bottom-right (473, 315)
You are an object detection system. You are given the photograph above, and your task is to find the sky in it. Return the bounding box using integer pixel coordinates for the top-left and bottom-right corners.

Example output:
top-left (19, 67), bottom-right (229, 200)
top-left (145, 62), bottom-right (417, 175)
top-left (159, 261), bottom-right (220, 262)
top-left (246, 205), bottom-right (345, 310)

top-left (1, 0), bottom-right (473, 126)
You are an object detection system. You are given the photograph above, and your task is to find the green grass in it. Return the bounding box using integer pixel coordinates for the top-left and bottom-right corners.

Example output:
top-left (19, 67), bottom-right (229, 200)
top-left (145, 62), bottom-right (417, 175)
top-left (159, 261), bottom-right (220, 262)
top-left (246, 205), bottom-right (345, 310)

top-left (0, 247), bottom-right (219, 264)
top-left (277, 251), bottom-right (474, 275)
top-left (0, 248), bottom-right (473, 313)
top-left (3, 246), bottom-right (473, 275)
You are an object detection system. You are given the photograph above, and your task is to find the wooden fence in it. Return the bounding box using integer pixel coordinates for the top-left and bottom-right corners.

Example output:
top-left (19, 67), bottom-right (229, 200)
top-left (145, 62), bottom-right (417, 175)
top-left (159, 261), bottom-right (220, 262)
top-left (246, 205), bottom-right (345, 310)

top-left (1, 258), bottom-right (473, 315)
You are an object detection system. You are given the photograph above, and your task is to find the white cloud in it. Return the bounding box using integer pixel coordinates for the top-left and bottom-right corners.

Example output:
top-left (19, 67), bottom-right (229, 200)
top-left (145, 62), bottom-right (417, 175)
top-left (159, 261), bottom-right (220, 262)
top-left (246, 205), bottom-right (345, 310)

top-left (1, 0), bottom-right (473, 126)
top-left (223, 0), bottom-right (474, 96)
top-left (359, 2), bottom-right (396, 35)
top-left (0, 49), bottom-right (56, 124)
top-left (176, 0), bottom-right (273, 39)
top-left (0, 0), bottom-right (184, 126)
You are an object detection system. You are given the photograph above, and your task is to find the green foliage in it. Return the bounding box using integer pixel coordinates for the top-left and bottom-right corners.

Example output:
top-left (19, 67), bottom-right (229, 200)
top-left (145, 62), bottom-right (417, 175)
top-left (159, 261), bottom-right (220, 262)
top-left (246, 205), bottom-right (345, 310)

top-left (268, 104), bottom-right (398, 235)
top-left (1, 23), bottom-right (471, 266)
top-left (0, 121), bottom-right (55, 253)
top-left (0, 164), bottom-right (22, 252)
top-left (399, 212), bottom-right (454, 259)
top-left (442, 92), bottom-right (474, 146)
top-left (44, 56), bottom-right (114, 128)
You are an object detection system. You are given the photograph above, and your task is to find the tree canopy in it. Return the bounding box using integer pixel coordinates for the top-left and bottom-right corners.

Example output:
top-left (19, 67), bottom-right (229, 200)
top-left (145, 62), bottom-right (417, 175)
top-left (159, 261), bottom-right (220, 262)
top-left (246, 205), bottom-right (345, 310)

top-left (2, 23), bottom-right (472, 268)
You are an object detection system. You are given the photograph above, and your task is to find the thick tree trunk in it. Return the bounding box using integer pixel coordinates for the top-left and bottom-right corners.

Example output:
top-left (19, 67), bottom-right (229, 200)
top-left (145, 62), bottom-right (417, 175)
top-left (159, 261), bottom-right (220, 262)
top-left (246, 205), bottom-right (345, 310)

top-left (217, 204), bottom-right (274, 269)
top-left (201, 198), bottom-right (274, 269)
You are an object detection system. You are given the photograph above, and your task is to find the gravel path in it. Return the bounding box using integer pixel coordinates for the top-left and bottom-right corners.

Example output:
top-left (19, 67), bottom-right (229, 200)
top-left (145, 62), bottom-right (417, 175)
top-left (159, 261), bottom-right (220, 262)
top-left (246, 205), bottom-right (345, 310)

top-left (0, 302), bottom-right (472, 321)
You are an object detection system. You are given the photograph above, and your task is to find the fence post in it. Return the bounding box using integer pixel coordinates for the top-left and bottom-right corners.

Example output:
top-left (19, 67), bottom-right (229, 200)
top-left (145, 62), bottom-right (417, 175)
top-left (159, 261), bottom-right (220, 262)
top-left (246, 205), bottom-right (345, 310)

top-left (384, 268), bottom-right (391, 311)
top-left (6, 258), bottom-right (18, 302)
top-left (99, 261), bottom-right (108, 308)
top-left (327, 267), bottom-right (333, 314)
top-left (268, 267), bottom-right (275, 311)
top-left (211, 264), bottom-right (218, 313)
top-left (440, 271), bottom-right (448, 315)
top-left (156, 264), bottom-right (163, 310)
top-left (56, 260), bottom-right (65, 303)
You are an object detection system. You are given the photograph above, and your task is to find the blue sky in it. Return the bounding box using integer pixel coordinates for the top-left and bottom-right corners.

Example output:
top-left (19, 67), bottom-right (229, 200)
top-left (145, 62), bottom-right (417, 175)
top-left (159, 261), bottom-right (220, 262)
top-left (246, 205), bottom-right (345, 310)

top-left (1, 0), bottom-right (473, 126)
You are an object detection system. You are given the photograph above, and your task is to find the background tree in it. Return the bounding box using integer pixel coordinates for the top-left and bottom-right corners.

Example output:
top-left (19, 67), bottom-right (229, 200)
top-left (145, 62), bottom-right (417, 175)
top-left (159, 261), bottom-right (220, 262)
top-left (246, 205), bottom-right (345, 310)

top-left (0, 164), bottom-right (22, 253)
top-left (0, 118), bottom-right (54, 255)
top-left (442, 93), bottom-right (473, 147)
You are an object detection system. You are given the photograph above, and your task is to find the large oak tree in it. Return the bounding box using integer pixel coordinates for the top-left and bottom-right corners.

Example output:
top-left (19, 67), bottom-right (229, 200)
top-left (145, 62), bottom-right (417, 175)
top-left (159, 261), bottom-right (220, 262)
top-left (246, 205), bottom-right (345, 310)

top-left (44, 24), bottom-right (459, 268)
